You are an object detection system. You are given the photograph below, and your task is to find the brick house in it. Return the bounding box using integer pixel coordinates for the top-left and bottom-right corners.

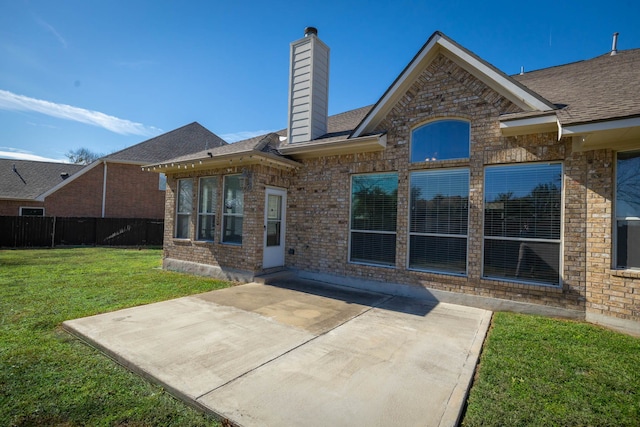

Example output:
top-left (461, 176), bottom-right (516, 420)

top-left (146, 29), bottom-right (640, 335)
top-left (1, 122), bottom-right (226, 218)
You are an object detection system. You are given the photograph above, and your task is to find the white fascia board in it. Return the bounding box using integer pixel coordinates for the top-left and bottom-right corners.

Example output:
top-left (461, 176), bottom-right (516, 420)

top-left (352, 34), bottom-right (555, 138)
top-left (351, 36), bottom-right (441, 138)
top-left (0, 196), bottom-right (38, 202)
top-left (438, 38), bottom-right (555, 112)
top-left (278, 134), bottom-right (387, 159)
top-left (101, 159), bottom-right (148, 166)
top-left (561, 116), bottom-right (640, 135)
top-left (144, 152), bottom-right (301, 173)
top-left (36, 160), bottom-right (104, 201)
top-left (499, 114), bottom-right (558, 136)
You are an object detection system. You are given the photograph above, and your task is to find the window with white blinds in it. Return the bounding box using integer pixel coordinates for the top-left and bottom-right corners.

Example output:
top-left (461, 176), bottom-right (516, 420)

top-left (483, 163), bottom-right (562, 286)
top-left (222, 175), bottom-right (244, 244)
top-left (409, 169), bottom-right (469, 274)
top-left (197, 177), bottom-right (217, 241)
top-left (350, 173), bottom-right (398, 266)
top-left (616, 150), bottom-right (640, 269)
top-left (175, 178), bottom-right (193, 239)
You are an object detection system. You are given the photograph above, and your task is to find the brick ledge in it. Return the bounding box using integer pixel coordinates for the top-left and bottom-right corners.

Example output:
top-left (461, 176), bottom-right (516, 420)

top-left (610, 269), bottom-right (640, 279)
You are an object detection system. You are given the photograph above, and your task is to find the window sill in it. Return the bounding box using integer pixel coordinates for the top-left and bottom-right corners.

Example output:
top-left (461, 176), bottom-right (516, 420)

top-left (408, 267), bottom-right (467, 278)
top-left (172, 238), bottom-right (192, 245)
top-left (480, 276), bottom-right (563, 291)
top-left (610, 269), bottom-right (640, 279)
top-left (348, 260), bottom-right (396, 269)
top-left (194, 240), bottom-right (215, 246)
top-left (408, 158), bottom-right (470, 170)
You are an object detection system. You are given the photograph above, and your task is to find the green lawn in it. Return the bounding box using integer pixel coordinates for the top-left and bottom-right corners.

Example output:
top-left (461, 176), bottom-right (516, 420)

top-left (0, 247), bottom-right (230, 427)
top-left (463, 312), bottom-right (640, 426)
top-left (1, 248), bottom-right (639, 426)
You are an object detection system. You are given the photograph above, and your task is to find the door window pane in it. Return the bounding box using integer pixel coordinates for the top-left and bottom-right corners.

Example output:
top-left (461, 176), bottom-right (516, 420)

top-left (266, 194), bottom-right (282, 247)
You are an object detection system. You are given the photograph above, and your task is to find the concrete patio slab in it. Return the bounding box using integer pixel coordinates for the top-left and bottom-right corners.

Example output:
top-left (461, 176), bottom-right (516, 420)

top-left (63, 279), bottom-right (491, 427)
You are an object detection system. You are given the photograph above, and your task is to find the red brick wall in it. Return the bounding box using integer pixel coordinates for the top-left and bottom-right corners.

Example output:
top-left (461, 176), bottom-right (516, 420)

top-left (44, 164), bottom-right (104, 217)
top-left (0, 200), bottom-right (45, 216)
top-left (103, 163), bottom-right (165, 218)
top-left (37, 162), bottom-right (165, 219)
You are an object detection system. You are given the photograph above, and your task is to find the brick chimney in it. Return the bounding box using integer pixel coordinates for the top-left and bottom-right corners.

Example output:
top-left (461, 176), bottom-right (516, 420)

top-left (287, 27), bottom-right (330, 144)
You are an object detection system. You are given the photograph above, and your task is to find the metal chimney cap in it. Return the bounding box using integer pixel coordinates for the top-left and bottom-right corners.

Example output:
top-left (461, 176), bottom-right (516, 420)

top-left (611, 32), bottom-right (619, 56)
top-left (304, 27), bottom-right (318, 37)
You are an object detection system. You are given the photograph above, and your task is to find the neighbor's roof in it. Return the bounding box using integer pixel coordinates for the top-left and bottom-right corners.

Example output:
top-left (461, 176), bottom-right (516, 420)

top-left (512, 49), bottom-right (640, 126)
top-left (0, 159), bottom-right (84, 200)
top-left (154, 106), bottom-right (374, 165)
top-left (106, 122), bottom-right (227, 164)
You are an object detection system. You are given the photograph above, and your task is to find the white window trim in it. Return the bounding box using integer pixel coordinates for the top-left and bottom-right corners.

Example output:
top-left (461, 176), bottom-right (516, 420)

top-left (19, 207), bottom-right (45, 216)
top-left (481, 161), bottom-right (565, 288)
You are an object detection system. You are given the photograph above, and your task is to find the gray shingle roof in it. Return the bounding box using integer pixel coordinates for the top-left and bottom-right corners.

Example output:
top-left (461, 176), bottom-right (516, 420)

top-left (513, 49), bottom-right (640, 125)
top-left (165, 134), bottom-right (271, 163)
top-left (323, 105), bottom-right (373, 137)
top-left (155, 106), bottom-right (374, 165)
top-left (106, 122), bottom-right (227, 164)
top-left (0, 159), bottom-right (84, 200)
top-left (151, 46), bottom-right (640, 167)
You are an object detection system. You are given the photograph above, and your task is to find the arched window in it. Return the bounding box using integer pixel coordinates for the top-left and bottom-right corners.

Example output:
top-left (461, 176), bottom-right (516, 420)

top-left (410, 119), bottom-right (470, 162)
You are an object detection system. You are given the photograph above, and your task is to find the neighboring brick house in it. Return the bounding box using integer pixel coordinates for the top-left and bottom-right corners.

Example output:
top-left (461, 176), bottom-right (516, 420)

top-left (146, 29), bottom-right (640, 335)
top-left (0, 122), bottom-right (227, 218)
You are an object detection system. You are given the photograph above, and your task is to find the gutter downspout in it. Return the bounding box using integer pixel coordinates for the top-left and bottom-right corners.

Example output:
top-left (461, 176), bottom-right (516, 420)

top-left (557, 118), bottom-right (563, 141)
top-left (101, 161), bottom-right (107, 218)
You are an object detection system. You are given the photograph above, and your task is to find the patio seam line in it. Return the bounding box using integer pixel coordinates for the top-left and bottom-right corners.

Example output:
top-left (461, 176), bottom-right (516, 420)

top-left (438, 309), bottom-right (493, 427)
top-left (194, 293), bottom-right (396, 402)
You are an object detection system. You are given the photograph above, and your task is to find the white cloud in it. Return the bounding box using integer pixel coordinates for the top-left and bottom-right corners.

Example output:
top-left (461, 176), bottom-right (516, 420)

top-left (221, 129), bottom-right (276, 143)
top-left (0, 147), bottom-right (66, 163)
top-left (0, 89), bottom-right (161, 137)
top-left (36, 18), bottom-right (67, 48)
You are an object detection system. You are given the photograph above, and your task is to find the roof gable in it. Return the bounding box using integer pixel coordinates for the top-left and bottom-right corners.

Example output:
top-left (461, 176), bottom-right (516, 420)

top-left (352, 31), bottom-right (555, 138)
top-left (0, 159), bottom-right (84, 200)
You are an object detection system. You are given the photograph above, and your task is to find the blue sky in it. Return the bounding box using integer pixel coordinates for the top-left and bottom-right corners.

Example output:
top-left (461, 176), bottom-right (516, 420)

top-left (1, 0), bottom-right (638, 163)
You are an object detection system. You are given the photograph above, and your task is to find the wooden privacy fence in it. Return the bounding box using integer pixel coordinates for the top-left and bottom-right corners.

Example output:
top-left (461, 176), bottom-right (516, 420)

top-left (0, 217), bottom-right (164, 248)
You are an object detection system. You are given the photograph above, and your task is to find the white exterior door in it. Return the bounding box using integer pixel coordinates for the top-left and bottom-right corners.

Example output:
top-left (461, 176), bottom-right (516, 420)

top-left (263, 188), bottom-right (286, 268)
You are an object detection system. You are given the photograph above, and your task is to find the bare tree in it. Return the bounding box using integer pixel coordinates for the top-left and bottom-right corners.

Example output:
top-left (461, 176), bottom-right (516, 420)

top-left (65, 148), bottom-right (103, 165)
